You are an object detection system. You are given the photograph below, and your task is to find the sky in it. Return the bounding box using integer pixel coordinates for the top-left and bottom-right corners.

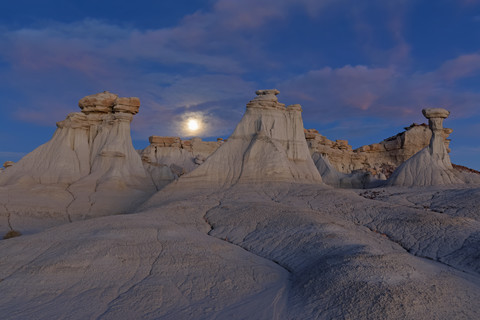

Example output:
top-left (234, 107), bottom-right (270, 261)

top-left (1, 0), bottom-right (480, 169)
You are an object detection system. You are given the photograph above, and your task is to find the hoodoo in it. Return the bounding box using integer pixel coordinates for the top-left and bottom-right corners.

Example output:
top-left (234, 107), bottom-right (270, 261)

top-left (387, 108), bottom-right (475, 186)
top-left (0, 92), bottom-right (155, 234)
top-left (168, 90), bottom-right (322, 187)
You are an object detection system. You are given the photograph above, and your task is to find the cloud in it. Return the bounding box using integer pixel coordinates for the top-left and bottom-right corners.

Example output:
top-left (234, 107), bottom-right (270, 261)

top-left (0, 15), bottom-right (257, 136)
top-left (0, 0), bottom-right (479, 153)
top-left (437, 53), bottom-right (480, 82)
top-left (0, 0), bottom-right (340, 75)
top-left (279, 59), bottom-right (480, 128)
top-left (1, 19), bottom-right (243, 75)
top-left (212, 0), bottom-right (336, 29)
top-left (349, 0), bottom-right (413, 67)
top-left (130, 73), bottom-right (255, 139)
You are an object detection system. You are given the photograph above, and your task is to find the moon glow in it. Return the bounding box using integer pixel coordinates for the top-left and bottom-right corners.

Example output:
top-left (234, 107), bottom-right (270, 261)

top-left (187, 119), bottom-right (200, 131)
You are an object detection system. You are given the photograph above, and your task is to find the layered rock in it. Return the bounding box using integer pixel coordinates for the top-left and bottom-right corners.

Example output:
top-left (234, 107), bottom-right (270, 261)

top-left (306, 123), bottom-right (453, 179)
top-left (138, 119), bottom-right (458, 189)
top-left (139, 136), bottom-right (223, 189)
top-left (0, 92), bottom-right (155, 234)
top-left (163, 89), bottom-right (322, 188)
top-left (387, 108), bottom-right (478, 186)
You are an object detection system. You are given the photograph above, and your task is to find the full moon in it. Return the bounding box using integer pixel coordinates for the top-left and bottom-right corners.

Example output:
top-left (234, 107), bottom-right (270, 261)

top-left (187, 119), bottom-right (200, 131)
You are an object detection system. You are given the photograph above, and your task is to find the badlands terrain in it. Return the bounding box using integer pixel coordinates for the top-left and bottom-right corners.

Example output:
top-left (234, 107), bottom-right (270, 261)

top-left (0, 90), bottom-right (480, 319)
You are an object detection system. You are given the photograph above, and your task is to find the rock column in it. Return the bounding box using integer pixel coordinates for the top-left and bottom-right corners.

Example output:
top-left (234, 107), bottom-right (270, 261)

top-left (422, 108), bottom-right (450, 159)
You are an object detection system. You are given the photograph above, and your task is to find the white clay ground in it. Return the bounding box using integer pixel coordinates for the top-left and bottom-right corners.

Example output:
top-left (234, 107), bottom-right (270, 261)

top-left (1, 182), bottom-right (479, 319)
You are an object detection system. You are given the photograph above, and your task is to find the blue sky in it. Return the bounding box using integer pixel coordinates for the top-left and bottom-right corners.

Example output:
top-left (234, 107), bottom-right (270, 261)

top-left (1, 0), bottom-right (480, 169)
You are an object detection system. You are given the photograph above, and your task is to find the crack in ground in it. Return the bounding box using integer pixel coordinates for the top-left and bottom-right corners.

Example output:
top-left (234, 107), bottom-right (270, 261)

top-left (1, 188), bottom-right (14, 232)
top-left (299, 189), bottom-right (479, 276)
top-left (204, 200), bottom-right (222, 236)
top-left (64, 186), bottom-right (75, 223)
top-left (0, 241), bottom-right (59, 283)
top-left (96, 229), bottom-right (164, 320)
top-left (202, 196), bottom-right (292, 274)
top-left (3, 203), bottom-right (13, 231)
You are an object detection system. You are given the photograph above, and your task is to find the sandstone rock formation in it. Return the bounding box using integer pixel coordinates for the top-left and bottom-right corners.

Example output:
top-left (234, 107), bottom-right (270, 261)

top-left (0, 92), bottom-right (156, 234)
top-left (138, 118), bottom-right (459, 189)
top-left (157, 90), bottom-right (322, 189)
top-left (387, 108), bottom-right (479, 186)
top-left (305, 123), bottom-right (453, 179)
top-left (139, 136), bottom-right (223, 189)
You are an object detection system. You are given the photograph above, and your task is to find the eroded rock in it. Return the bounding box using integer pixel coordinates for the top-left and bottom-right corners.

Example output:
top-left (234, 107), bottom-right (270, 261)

top-left (149, 89), bottom-right (322, 190)
top-left (0, 92), bottom-right (156, 234)
top-left (386, 108), bottom-right (478, 186)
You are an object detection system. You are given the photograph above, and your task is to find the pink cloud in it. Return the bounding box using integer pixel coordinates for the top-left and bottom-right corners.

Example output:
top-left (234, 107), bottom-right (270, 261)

top-left (280, 65), bottom-right (395, 115)
top-left (437, 54), bottom-right (480, 82)
top-left (279, 59), bottom-right (480, 124)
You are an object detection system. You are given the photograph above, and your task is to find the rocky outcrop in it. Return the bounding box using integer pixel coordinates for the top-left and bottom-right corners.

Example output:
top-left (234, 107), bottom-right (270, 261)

top-left (139, 136), bottom-right (223, 189)
top-left (387, 108), bottom-right (479, 186)
top-left (164, 89), bottom-right (322, 188)
top-left (0, 92), bottom-right (156, 234)
top-left (305, 123), bottom-right (453, 179)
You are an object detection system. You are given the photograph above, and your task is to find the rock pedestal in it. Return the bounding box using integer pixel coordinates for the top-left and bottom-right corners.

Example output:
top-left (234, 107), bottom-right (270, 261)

top-left (422, 108), bottom-right (450, 156)
top-left (386, 108), bottom-right (469, 186)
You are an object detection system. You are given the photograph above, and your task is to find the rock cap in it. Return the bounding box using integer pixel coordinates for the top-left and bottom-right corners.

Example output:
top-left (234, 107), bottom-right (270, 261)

top-left (247, 89), bottom-right (285, 109)
top-left (253, 89), bottom-right (280, 101)
top-left (79, 91), bottom-right (118, 114)
top-left (114, 97), bottom-right (140, 114)
top-left (422, 108), bottom-right (450, 119)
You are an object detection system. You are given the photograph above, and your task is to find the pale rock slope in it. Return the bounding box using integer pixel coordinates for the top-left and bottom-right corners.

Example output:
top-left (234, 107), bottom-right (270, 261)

top-left (0, 92), bottom-right (156, 235)
top-left (312, 153), bottom-right (369, 188)
top-left (387, 108), bottom-right (480, 186)
top-left (167, 89), bottom-right (322, 188)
